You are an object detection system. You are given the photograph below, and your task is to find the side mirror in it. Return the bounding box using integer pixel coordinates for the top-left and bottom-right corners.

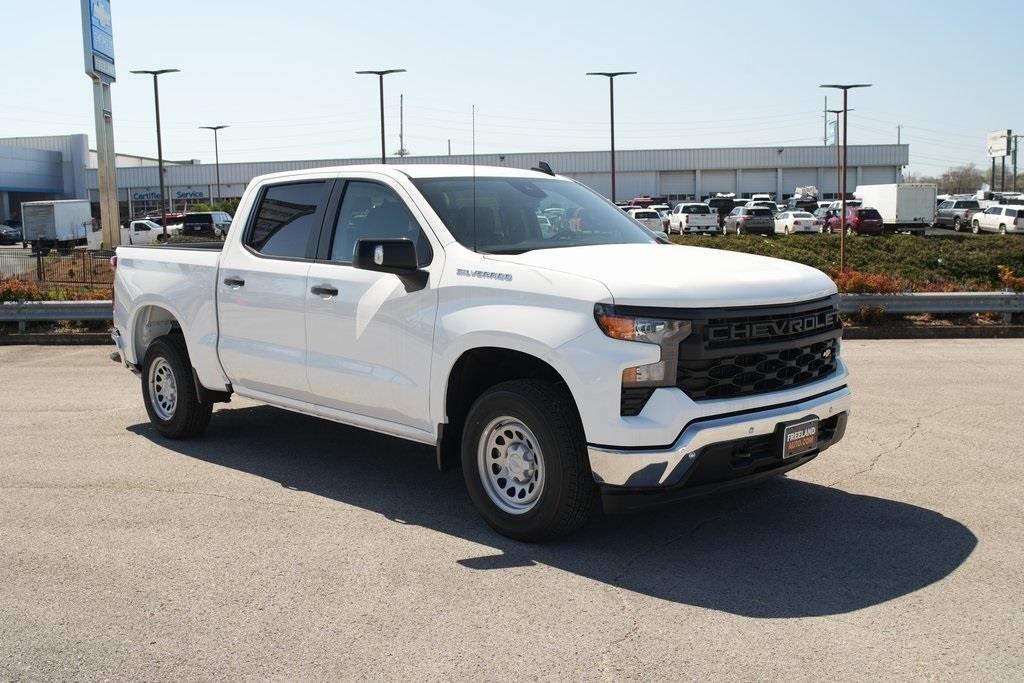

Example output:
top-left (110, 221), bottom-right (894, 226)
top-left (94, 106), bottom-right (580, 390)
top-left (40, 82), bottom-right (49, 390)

top-left (353, 238), bottom-right (427, 290)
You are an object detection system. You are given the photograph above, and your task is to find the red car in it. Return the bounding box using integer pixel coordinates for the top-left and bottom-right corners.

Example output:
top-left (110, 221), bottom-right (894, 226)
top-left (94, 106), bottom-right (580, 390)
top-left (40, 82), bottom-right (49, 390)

top-left (828, 206), bottom-right (885, 235)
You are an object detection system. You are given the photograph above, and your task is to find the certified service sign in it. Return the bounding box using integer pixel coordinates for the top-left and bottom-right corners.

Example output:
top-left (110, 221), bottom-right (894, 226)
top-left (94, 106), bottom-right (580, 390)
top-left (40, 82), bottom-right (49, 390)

top-left (81, 0), bottom-right (115, 80)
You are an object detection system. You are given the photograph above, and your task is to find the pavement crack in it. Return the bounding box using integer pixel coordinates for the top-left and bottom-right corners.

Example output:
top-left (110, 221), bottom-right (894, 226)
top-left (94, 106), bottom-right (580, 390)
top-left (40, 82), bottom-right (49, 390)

top-left (827, 405), bottom-right (953, 488)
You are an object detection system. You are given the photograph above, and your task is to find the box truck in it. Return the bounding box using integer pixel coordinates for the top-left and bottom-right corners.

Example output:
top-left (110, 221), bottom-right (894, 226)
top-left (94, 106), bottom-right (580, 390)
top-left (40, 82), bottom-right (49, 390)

top-left (21, 200), bottom-right (95, 251)
top-left (854, 184), bottom-right (937, 235)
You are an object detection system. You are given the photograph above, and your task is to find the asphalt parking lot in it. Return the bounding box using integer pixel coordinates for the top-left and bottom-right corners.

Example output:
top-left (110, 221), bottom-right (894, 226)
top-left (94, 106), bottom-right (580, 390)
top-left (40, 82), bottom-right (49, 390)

top-left (1, 342), bottom-right (1021, 679)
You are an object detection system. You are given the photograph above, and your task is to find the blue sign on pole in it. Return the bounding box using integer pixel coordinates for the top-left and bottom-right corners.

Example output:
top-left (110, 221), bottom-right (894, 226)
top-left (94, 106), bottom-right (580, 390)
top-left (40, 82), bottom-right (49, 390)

top-left (90, 0), bottom-right (115, 60)
top-left (82, 0), bottom-right (115, 80)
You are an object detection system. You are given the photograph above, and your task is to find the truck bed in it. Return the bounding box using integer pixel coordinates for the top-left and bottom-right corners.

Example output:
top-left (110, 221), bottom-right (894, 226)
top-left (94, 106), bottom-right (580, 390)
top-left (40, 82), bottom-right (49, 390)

top-left (113, 242), bottom-right (228, 391)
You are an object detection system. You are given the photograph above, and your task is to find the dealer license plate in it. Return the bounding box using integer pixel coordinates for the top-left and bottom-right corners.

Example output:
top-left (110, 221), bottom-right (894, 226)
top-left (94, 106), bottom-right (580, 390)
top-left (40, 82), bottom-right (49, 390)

top-left (782, 418), bottom-right (819, 459)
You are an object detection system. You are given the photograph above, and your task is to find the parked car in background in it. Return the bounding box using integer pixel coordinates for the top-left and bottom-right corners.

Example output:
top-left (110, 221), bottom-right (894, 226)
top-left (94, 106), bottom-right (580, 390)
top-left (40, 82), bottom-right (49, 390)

top-left (813, 207), bottom-right (834, 228)
top-left (182, 211), bottom-right (233, 238)
top-left (724, 205), bottom-right (774, 235)
top-left (787, 195), bottom-right (819, 212)
top-left (826, 199), bottom-right (862, 213)
top-left (706, 195), bottom-right (737, 227)
top-left (971, 205), bottom-right (1022, 235)
top-left (628, 208), bottom-right (666, 233)
top-left (0, 225), bottom-right (24, 245)
top-left (935, 198), bottom-right (981, 231)
top-left (828, 206), bottom-right (884, 235)
top-left (774, 211), bottom-right (823, 234)
top-left (668, 203), bottom-right (718, 234)
top-left (746, 200), bottom-right (780, 215)
top-left (121, 219), bottom-right (177, 245)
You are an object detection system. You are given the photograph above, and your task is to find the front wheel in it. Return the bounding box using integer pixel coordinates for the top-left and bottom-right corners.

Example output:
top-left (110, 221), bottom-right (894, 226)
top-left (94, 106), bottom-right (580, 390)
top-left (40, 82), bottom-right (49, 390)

top-left (141, 335), bottom-right (213, 439)
top-left (953, 217), bottom-right (962, 231)
top-left (972, 221), bottom-right (980, 235)
top-left (461, 379), bottom-right (595, 542)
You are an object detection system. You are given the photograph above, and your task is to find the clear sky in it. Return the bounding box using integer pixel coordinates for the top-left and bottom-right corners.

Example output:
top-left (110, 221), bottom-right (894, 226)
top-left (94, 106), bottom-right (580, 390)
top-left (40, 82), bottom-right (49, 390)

top-left (3, 0), bottom-right (1019, 175)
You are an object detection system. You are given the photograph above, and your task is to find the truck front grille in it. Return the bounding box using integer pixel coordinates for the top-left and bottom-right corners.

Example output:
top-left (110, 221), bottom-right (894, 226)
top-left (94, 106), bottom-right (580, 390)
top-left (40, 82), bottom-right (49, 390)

top-left (675, 296), bottom-right (842, 402)
top-left (677, 338), bottom-right (838, 400)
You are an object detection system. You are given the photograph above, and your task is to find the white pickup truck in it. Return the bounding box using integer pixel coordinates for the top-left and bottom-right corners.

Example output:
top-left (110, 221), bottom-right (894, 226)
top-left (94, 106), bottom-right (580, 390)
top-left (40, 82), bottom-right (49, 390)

top-left (111, 164), bottom-right (851, 541)
top-left (667, 203), bottom-right (719, 234)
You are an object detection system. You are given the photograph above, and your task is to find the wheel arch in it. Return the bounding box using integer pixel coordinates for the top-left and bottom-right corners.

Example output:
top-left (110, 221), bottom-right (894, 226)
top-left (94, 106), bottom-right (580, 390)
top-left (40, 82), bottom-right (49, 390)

top-left (436, 346), bottom-right (578, 472)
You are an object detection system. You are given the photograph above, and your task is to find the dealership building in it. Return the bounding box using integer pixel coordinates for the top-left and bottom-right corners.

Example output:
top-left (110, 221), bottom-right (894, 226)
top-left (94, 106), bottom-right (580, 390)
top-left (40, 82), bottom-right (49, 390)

top-left (0, 134), bottom-right (909, 221)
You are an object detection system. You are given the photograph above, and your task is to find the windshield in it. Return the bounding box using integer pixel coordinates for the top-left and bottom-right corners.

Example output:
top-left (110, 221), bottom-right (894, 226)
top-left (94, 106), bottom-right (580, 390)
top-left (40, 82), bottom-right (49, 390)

top-left (792, 212), bottom-right (814, 218)
top-left (413, 177), bottom-right (656, 254)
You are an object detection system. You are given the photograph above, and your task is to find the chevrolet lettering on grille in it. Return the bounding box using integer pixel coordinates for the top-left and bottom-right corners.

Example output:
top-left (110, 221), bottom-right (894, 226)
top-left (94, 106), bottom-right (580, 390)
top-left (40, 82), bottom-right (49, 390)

top-left (707, 310), bottom-right (838, 343)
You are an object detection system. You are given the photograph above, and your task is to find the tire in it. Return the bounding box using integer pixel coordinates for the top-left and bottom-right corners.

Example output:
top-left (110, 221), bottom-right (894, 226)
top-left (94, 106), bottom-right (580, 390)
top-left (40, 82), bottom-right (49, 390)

top-left (999, 225), bottom-right (1007, 235)
top-left (141, 335), bottom-right (213, 439)
top-left (461, 379), bottom-right (595, 542)
top-left (846, 227), bottom-right (854, 236)
top-left (953, 217), bottom-right (962, 232)
top-left (972, 221), bottom-right (980, 235)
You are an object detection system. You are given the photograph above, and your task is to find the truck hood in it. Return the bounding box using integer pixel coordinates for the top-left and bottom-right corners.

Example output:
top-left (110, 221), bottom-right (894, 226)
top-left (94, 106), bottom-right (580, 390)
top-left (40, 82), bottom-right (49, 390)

top-left (488, 243), bottom-right (837, 308)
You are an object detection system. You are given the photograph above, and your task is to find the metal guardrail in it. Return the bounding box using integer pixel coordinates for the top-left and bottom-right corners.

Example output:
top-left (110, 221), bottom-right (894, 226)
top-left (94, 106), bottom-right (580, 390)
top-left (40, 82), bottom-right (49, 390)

top-left (838, 292), bottom-right (1024, 315)
top-left (0, 293), bottom-right (1021, 330)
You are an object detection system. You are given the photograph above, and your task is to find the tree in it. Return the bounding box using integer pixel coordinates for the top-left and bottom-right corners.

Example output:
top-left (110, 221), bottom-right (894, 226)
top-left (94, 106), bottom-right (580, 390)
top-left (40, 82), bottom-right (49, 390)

top-left (938, 164), bottom-right (985, 194)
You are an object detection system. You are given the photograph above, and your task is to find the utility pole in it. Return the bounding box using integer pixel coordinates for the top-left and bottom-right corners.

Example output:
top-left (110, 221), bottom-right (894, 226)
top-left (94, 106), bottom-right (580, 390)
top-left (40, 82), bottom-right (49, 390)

top-left (394, 94), bottom-right (409, 157)
top-left (897, 124), bottom-right (902, 145)
top-left (821, 83), bottom-right (871, 273)
top-left (355, 69), bottom-right (405, 164)
top-left (131, 68), bottom-right (180, 237)
top-left (447, 138), bottom-right (451, 156)
top-left (586, 71), bottom-right (637, 203)
top-left (199, 125), bottom-right (228, 205)
top-left (1012, 135), bottom-right (1021, 193)
top-left (824, 96), bottom-right (828, 146)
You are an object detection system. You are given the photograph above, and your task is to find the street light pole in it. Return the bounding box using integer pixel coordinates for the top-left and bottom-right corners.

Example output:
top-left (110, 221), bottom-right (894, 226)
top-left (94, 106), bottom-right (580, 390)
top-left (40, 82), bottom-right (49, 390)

top-left (131, 68), bottom-right (179, 237)
top-left (355, 69), bottom-right (406, 164)
top-left (820, 84), bottom-right (871, 273)
top-left (586, 71), bottom-right (636, 203)
top-left (199, 125), bottom-right (228, 205)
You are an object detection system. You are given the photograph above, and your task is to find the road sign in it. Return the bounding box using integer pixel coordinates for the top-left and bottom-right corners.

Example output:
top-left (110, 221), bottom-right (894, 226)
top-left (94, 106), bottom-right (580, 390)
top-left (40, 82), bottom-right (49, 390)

top-left (81, 0), bottom-right (115, 81)
top-left (987, 130), bottom-right (1010, 157)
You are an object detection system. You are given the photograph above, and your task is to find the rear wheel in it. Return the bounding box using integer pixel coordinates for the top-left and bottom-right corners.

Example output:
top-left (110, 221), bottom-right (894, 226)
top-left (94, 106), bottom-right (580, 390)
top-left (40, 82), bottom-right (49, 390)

top-left (461, 380), bottom-right (595, 542)
top-left (999, 224), bottom-right (1007, 235)
top-left (141, 335), bottom-right (212, 439)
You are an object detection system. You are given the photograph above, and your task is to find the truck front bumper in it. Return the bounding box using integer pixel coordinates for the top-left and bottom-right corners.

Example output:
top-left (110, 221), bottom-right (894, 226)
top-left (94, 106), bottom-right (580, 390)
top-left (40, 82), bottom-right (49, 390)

top-left (588, 385), bottom-right (851, 512)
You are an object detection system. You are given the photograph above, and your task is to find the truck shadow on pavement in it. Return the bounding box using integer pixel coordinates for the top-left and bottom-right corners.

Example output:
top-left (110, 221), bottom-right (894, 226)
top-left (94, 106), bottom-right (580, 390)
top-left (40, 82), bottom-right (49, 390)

top-left (128, 404), bottom-right (977, 619)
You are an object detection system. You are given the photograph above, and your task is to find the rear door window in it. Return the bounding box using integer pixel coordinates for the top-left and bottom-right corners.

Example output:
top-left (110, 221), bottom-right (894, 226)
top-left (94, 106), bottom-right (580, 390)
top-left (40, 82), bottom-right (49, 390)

top-left (246, 181), bottom-right (329, 259)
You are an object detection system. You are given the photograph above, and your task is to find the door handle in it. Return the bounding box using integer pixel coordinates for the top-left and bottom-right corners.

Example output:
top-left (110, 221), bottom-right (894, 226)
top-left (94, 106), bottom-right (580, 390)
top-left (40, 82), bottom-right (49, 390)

top-left (311, 285), bottom-right (339, 297)
top-left (223, 277), bottom-right (245, 287)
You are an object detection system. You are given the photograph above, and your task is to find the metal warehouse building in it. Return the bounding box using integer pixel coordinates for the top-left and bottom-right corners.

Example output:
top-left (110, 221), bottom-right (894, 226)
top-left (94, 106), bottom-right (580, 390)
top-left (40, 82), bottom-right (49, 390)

top-left (0, 134), bottom-right (908, 220)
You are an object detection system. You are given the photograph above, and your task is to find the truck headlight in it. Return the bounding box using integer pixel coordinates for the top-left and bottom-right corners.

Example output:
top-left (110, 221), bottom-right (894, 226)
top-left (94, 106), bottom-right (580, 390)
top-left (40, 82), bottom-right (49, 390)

top-left (594, 304), bottom-right (692, 390)
top-left (594, 304), bottom-right (691, 346)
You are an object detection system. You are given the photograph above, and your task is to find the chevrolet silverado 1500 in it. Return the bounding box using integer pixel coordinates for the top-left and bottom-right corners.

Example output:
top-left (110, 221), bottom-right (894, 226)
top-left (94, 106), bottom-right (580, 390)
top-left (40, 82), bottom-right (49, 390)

top-left (111, 164), bottom-right (851, 541)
